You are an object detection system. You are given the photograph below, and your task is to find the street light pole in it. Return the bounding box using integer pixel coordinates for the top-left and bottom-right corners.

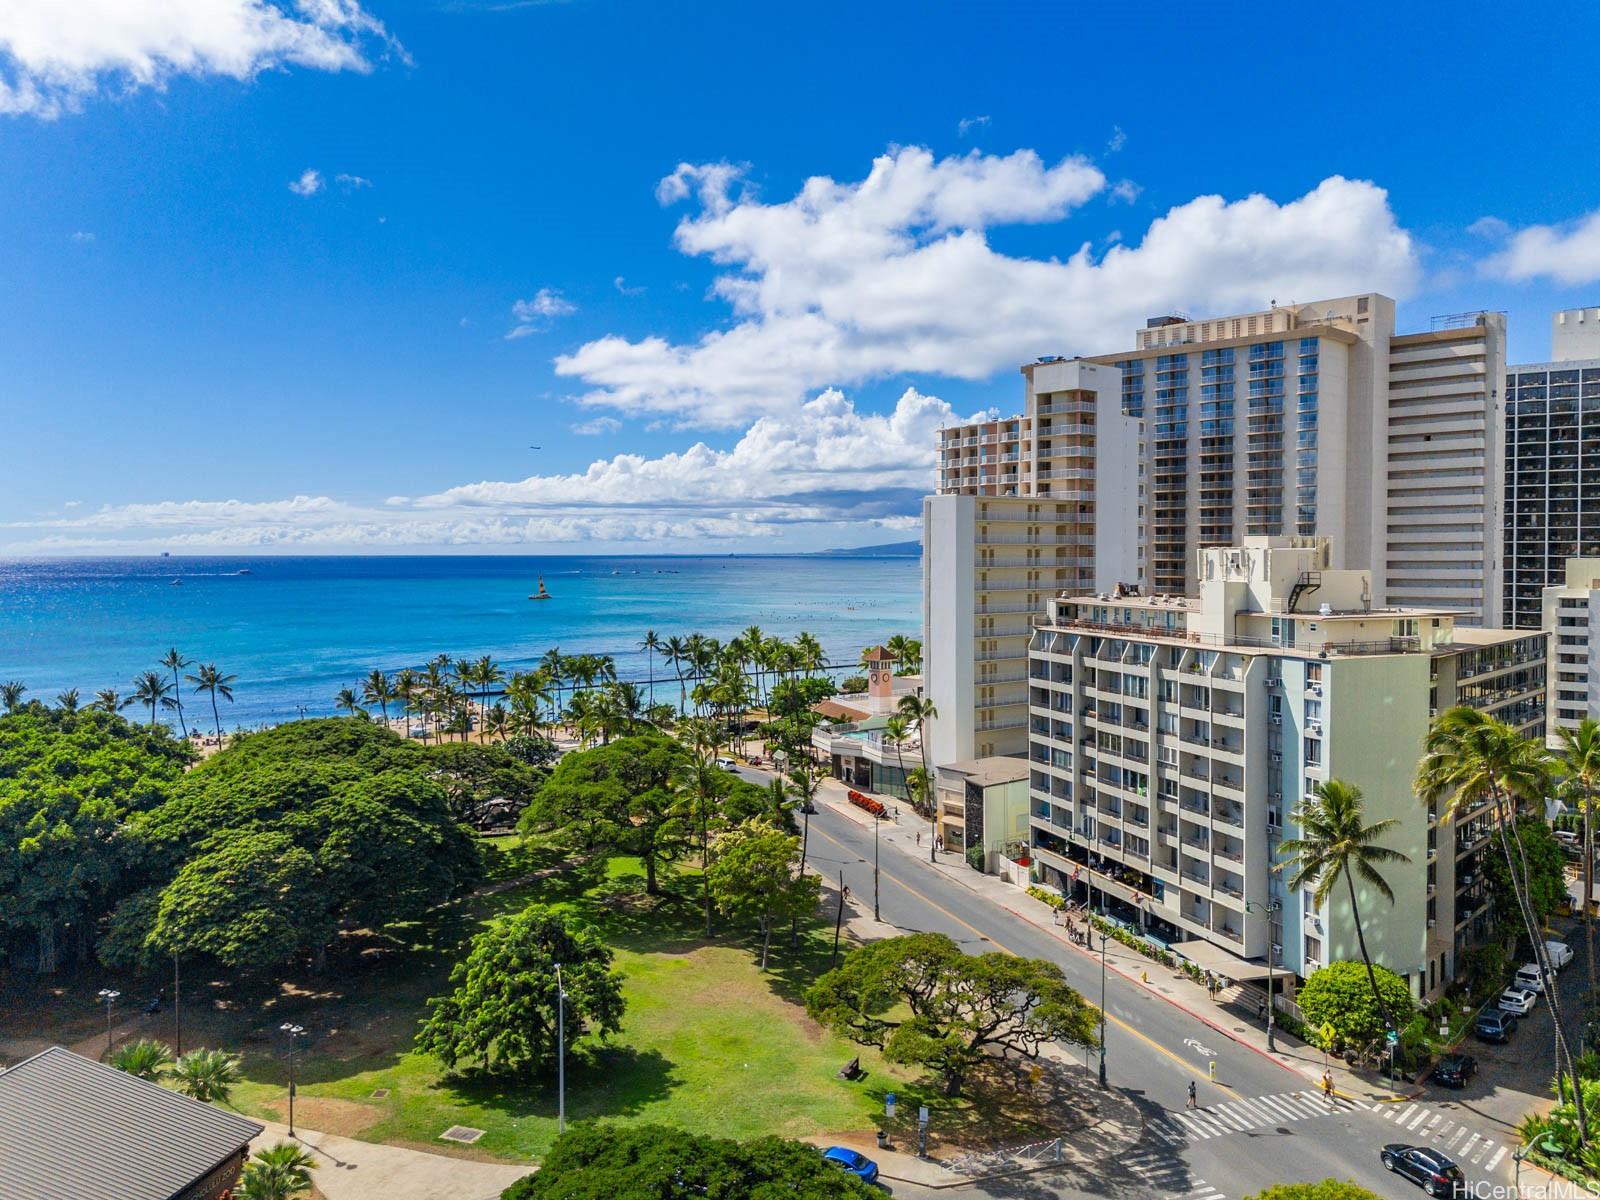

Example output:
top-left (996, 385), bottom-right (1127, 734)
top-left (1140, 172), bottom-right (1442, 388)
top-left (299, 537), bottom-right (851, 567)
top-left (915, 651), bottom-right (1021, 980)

top-left (873, 811), bottom-right (881, 921)
top-left (1245, 899), bottom-right (1281, 1051)
top-left (172, 951), bottom-right (182, 1057)
top-left (555, 964), bottom-right (566, 1135)
top-left (279, 1024), bottom-right (306, 1136)
top-left (1097, 933), bottom-right (1108, 1088)
top-left (97, 988), bottom-right (120, 1060)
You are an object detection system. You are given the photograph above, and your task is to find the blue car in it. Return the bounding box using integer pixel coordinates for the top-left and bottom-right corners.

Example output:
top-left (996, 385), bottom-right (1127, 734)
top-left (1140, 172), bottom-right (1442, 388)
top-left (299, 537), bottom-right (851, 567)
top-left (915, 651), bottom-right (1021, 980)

top-left (822, 1146), bottom-right (879, 1184)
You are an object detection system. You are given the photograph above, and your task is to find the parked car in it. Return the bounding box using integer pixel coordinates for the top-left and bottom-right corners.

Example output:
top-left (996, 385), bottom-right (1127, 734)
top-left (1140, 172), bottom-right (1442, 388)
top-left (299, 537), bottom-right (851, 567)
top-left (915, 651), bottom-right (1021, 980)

top-left (822, 1147), bottom-right (879, 1184)
top-left (1545, 940), bottom-right (1575, 970)
top-left (1430, 1053), bottom-right (1477, 1089)
top-left (1555, 829), bottom-right (1579, 847)
top-left (1381, 1144), bottom-right (1467, 1197)
top-left (1474, 1009), bottom-right (1517, 1043)
top-left (1498, 986), bottom-right (1538, 1016)
top-left (1513, 964), bottom-right (1547, 993)
top-left (714, 757), bottom-right (738, 770)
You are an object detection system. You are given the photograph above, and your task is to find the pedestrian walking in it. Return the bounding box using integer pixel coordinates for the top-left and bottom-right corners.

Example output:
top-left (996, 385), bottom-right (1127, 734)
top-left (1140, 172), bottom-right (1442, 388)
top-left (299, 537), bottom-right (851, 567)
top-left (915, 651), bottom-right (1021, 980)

top-left (916, 830), bottom-right (922, 846)
top-left (1187, 1081), bottom-right (1197, 1109)
top-left (1321, 1071), bottom-right (1334, 1102)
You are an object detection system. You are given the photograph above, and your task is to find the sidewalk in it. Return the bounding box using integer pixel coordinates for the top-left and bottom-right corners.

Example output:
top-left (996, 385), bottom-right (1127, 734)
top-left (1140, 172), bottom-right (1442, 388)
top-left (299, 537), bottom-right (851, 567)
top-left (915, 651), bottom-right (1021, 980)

top-left (251, 1120), bottom-right (528, 1200)
top-left (814, 779), bottom-right (1412, 1108)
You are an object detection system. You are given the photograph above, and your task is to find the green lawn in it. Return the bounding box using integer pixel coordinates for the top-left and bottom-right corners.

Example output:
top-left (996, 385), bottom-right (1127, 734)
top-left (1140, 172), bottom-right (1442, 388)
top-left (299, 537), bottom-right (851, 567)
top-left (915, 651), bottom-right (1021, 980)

top-left (228, 855), bottom-right (938, 1161)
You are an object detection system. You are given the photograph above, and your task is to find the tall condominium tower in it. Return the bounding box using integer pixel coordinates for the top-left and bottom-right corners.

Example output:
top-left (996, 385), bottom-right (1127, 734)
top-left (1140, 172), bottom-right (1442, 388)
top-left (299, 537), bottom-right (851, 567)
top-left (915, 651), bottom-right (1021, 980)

top-left (1543, 557), bottom-right (1600, 742)
top-left (1088, 295), bottom-right (1506, 625)
top-left (1503, 307), bottom-right (1600, 629)
top-left (923, 294), bottom-right (1508, 779)
top-left (924, 360), bottom-right (1142, 765)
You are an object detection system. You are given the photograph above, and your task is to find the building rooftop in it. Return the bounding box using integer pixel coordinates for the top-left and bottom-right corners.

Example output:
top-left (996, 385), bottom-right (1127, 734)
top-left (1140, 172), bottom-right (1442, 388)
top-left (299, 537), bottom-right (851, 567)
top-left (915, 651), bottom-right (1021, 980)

top-left (939, 756), bottom-right (1029, 788)
top-left (0, 1046), bottom-right (263, 1200)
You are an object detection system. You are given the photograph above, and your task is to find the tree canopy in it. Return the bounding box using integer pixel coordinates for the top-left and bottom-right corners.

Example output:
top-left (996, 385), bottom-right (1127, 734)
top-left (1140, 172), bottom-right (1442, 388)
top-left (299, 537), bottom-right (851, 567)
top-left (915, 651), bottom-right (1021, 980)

top-left (416, 903), bottom-right (624, 1077)
top-left (1244, 1183), bottom-right (1384, 1200)
top-left (500, 1125), bottom-right (878, 1200)
top-left (105, 719), bottom-right (481, 972)
top-left (1484, 816), bottom-right (1566, 927)
top-left (1297, 961), bottom-right (1415, 1050)
top-left (806, 933), bottom-right (1098, 1094)
top-left (0, 705), bottom-right (190, 971)
top-left (706, 821), bottom-right (819, 969)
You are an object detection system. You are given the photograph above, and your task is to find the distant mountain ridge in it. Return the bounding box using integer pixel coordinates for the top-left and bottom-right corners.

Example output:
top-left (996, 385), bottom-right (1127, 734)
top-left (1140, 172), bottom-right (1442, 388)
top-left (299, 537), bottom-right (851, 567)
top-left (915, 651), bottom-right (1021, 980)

top-left (818, 540), bottom-right (921, 557)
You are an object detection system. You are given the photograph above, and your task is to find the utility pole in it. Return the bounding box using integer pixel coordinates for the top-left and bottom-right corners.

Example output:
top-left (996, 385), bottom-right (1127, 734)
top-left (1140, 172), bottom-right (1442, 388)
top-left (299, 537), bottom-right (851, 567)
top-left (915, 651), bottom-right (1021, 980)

top-left (555, 964), bottom-right (566, 1135)
top-left (1097, 933), bottom-right (1108, 1088)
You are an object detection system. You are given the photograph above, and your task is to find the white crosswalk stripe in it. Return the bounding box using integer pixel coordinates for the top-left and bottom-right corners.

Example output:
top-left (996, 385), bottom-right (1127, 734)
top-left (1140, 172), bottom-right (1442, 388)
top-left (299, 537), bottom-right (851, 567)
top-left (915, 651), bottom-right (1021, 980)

top-left (1160, 1090), bottom-right (1359, 1141)
top-left (1369, 1102), bottom-right (1517, 1179)
top-left (1120, 1145), bottom-right (1226, 1200)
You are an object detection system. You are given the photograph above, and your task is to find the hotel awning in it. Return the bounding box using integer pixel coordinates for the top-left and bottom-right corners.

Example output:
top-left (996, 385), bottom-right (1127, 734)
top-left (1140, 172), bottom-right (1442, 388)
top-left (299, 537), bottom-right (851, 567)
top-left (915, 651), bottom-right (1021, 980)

top-left (1171, 939), bottom-right (1274, 982)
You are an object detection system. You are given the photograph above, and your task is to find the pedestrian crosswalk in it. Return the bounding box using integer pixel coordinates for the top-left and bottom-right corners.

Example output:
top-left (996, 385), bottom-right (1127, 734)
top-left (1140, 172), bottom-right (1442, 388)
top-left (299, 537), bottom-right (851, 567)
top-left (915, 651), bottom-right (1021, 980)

top-left (1147, 1090), bottom-right (1368, 1143)
top-left (1372, 1101), bottom-right (1512, 1172)
top-left (1120, 1145), bottom-right (1227, 1200)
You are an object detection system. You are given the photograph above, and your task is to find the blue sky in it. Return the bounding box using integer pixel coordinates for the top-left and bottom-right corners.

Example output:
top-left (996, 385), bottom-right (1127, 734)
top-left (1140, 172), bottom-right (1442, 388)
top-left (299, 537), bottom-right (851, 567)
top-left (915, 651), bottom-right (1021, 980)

top-left (3, 1), bottom-right (1599, 555)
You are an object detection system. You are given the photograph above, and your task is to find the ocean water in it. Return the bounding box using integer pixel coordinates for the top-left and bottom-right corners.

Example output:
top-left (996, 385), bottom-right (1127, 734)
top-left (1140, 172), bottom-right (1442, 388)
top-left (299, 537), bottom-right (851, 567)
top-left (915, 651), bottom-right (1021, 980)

top-left (0, 555), bottom-right (922, 729)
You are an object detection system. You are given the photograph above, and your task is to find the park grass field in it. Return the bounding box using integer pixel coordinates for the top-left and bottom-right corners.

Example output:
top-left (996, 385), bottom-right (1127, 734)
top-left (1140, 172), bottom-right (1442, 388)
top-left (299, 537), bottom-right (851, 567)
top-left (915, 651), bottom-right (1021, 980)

top-left (226, 855), bottom-right (937, 1162)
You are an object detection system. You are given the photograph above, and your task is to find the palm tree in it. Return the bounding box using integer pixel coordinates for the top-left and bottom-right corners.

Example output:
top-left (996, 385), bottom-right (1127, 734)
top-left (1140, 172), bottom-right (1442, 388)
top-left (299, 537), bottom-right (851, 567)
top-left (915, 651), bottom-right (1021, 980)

top-left (1, 680), bottom-right (27, 712)
top-left (639, 630), bottom-right (664, 708)
top-left (738, 624), bottom-right (765, 703)
top-left (451, 658), bottom-right (476, 741)
top-left (160, 649), bottom-right (191, 738)
top-left (171, 1048), bottom-right (242, 1103)
top-left (897, 694), bottom-right (939, 826)
top-left (238, 1143), bottom-right (317, 1200)
top-left (794, 632), bottom-right (826, 678)
top-left (110, 1038), bottom-right (173, 1080)
top-left (474, 655), bottom-right (504, 737)
top-left (673, 723), bottom-right (727, 938)
top-left (187, 664), bottom-right (237, 743)
top-left (393, 668), bottom-right (419, 739)
top-left (539, 648), bottom-right (566, 725)
top-left (664, 636), bottom-right (688, 713)
top-left (1419, 706), bottom-right (1587, 1140)
top-left (129, 671), bottom-right (174, 728)
top-left (55, 688), bottom-right (80, 712)
top-left (884, 713), bottom-right (913, 804)
top-left (1277, 778), bottom-right (1412, 1046)
top-left (362, 669), bottom-right (395, 728)
top-left (1557, 718), bottom-right (1600, 994)
top-left (334, 687), bottom-right (364, 718)
top-left (485, 703), bottom-right (510, 742)
top-left (93, 688), bottom-right (122, 714)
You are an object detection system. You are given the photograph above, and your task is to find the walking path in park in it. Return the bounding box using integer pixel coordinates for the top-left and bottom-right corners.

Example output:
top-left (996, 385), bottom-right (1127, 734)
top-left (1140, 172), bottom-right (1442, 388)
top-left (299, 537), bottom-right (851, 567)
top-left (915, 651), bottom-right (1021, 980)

top-left (251, 1121), bottom-right (528, 1200)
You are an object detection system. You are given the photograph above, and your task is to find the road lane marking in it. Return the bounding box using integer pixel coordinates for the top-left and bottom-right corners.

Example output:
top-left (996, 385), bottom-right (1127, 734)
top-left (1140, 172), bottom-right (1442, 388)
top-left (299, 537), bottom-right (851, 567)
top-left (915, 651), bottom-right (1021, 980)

top-left (808, 821), bottom-right (1238, 1091)
top-left (1486, 1146), bottom-right (1507, 1170)
top-left (1406, 1108), bottom-right (1429, 1130)
top-left (1460, 1133), bottom-right (1481, 1159)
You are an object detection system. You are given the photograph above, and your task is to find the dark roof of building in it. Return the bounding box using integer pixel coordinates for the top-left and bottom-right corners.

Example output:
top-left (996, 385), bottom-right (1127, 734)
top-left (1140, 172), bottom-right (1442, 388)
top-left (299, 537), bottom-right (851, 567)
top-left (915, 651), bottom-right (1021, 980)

top-left (0, 1046), bottom-right (263, 1200)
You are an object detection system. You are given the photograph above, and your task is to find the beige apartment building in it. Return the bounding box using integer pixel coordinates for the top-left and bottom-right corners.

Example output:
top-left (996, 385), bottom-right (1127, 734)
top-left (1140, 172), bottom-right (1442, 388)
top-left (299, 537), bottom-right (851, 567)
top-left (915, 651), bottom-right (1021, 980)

top-left (924, 359), bottom-right (1143, 764)
top-left (1025, 537), bottom-right (1545, 999)
top-left (924, 294), bottom-right (1508, 775)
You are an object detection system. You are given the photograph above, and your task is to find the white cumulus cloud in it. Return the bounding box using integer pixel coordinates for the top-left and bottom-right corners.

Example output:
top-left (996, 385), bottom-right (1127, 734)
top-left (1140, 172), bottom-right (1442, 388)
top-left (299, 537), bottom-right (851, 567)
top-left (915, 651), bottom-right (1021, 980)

top-left (1482, 208), bottom-right (1600, 285)
top-left (555, 147), bottom-right (1419, 428)
top-left (288, 168), bottom-right (323, 196)
top-left (1, 389), bottom-right (959, 553)
top-left (0, 0), bottom-right (401, 119)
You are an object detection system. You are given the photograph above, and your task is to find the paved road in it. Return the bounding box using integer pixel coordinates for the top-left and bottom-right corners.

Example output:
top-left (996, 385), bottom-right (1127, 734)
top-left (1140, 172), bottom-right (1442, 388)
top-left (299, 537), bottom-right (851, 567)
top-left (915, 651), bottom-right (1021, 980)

top-left (801, 799), bottom-right (1528, 1200)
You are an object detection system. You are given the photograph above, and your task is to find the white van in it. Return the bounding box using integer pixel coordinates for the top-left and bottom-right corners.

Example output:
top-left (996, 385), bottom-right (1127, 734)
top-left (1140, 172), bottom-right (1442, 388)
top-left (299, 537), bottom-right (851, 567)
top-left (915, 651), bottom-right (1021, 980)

top-left (1514, 964), bottom-right (1546, 993)
top-left (1545, 941), bottom-right (1575, 970)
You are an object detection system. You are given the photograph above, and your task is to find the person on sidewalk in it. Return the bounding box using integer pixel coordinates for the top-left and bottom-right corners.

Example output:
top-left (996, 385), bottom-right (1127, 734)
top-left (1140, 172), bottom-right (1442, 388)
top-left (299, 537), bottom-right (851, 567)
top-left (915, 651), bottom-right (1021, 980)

top-left (1187, 1081), bottom-right (1197, 1109)
top-left (1321, 1071), bottom-right (1334, 1102)
top-left (916, 831), bottom-right (921, 847)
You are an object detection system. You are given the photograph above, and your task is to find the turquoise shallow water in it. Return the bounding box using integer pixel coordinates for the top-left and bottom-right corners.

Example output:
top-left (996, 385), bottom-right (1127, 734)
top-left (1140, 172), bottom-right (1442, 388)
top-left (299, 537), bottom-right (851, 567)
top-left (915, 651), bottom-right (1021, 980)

top-left (0, 555), bottom-right (922, 728)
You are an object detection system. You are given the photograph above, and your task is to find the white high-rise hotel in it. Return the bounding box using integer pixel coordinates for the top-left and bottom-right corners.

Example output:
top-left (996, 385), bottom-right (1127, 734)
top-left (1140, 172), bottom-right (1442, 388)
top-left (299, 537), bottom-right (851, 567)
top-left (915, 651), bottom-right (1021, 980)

top-left (925, 294), bottom-right (1508, 772)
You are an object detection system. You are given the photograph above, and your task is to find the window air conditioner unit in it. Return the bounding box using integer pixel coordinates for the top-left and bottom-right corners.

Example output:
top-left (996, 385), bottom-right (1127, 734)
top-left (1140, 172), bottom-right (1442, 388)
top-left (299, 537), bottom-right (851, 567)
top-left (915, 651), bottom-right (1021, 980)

top-left (1270, 714), bottom-right (1282, 725)
top-left (1427, 918), bottom-right (1436, 929)
top-left (1270, 752), bottom-right (1283, 763)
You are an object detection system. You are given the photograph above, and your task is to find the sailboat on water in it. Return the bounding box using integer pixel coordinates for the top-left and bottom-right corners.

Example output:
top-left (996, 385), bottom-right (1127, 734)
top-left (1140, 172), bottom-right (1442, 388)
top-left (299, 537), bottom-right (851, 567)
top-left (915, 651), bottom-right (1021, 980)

top-left (529, 576), bottom-right (552, 601)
